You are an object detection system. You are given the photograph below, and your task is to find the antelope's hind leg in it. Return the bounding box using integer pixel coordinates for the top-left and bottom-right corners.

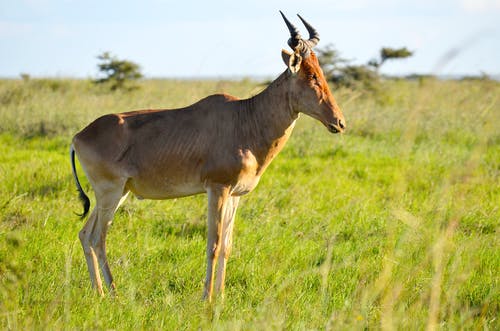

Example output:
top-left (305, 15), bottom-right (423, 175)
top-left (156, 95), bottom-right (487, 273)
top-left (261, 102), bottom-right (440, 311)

top-left (79, 207), bottom-right (102, 293)
top-left (79, 179), bottom-right (128, 295)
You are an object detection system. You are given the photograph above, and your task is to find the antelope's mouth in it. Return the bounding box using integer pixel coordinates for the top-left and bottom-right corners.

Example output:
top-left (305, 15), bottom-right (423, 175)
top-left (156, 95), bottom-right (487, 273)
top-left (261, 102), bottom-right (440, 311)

top-left (327, 123), bottom-right (344, 134)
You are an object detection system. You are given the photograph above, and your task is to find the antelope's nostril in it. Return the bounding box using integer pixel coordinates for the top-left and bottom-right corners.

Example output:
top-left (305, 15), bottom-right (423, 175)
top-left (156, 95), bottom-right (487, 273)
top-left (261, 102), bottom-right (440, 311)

top-left (338, 119), bottom-right (346, 129)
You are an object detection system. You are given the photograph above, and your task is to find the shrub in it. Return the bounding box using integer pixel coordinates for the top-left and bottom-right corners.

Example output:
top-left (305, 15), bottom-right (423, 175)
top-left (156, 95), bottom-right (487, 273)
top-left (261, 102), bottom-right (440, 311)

top-left (317, 44), bottom-right (413, 91)
top-left (94, 52), bottom-right (143, 91)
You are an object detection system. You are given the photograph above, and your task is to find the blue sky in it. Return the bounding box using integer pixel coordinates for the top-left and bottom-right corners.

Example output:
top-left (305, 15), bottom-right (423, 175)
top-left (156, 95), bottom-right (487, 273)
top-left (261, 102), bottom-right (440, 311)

top-left (1, 0), bottom-right (499, 78)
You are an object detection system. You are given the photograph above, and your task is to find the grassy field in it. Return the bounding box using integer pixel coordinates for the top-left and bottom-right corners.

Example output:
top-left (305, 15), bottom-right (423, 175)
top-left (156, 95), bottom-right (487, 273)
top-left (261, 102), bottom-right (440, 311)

top-left (0, 77), bottom-right (498, 329)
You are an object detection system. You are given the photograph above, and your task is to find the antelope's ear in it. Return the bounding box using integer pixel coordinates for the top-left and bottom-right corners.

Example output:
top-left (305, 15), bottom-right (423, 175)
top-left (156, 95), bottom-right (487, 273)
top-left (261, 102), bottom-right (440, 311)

top-left (281, 49), bottom-right (302, 74)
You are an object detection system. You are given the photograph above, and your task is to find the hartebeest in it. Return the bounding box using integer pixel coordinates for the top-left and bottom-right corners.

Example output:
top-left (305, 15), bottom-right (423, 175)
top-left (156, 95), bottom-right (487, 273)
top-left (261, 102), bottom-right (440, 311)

top-left (70, 11), bottom-right (345, 301)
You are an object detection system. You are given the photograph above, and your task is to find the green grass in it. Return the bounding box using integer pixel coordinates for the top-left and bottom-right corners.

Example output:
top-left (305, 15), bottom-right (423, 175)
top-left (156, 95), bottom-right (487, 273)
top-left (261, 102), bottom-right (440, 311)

top-left (0, 78), bottom-right (499, 329)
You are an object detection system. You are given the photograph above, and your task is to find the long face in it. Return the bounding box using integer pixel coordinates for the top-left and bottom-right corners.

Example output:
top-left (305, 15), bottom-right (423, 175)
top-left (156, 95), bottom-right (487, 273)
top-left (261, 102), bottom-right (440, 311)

top-left (279, 11), bottom-right (346, 134)
top-left (291, 52), bottom-right (346, 134)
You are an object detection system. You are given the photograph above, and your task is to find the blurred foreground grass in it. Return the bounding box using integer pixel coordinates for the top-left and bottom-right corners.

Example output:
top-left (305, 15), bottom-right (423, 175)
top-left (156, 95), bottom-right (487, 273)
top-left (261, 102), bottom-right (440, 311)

top-left (0, 78), bottom-right (499, 329)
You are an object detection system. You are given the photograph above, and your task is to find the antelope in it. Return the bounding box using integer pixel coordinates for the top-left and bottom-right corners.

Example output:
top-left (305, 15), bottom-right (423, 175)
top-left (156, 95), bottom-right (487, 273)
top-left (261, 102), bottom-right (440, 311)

top-left (70, 11), bottom-right (345, 301)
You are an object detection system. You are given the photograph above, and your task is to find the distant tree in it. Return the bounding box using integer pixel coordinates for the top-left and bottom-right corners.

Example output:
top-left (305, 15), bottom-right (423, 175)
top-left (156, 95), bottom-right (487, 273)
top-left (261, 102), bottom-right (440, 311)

top-left (315, 44), bottom-right (350, 79)
top-left (331, 65), bottom-right (379, 90)
top-left (94, 52), bottom-right (143, 91)
top-left (316, 44), bottom-right (378, 90)
top-left (20, 73), bottom-right (30, 82)
top-left (317, 44), bottom-right (414, 90)
top-left (369, 47), bottom-right (414, 69)
top-left (380, 47), bottom-right (413, 65)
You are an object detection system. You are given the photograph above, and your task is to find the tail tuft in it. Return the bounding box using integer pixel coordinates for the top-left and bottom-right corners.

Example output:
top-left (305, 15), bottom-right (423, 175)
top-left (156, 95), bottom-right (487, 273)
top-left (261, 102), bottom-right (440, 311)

top-left (77, 189), bottom-right (91, 219)
top-left (70, 144), bottom-right (91, 219)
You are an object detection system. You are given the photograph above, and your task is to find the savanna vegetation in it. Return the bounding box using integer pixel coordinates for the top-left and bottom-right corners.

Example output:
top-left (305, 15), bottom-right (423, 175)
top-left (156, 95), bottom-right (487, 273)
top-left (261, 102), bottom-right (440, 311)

top-left (0, 76), bottom-right (499, 329)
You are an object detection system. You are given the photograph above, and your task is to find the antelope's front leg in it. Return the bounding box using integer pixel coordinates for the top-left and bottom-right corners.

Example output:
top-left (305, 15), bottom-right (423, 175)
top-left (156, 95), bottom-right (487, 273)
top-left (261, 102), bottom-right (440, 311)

top-left (215, 196), bottom-right (240, 296)
top-left (203, 184), bottom-right (231, 302)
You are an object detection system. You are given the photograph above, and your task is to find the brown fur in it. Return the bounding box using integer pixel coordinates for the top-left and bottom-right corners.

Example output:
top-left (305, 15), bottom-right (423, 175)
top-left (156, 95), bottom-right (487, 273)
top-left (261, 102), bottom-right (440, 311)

top-left (71, 49), bottom-right (345, 300)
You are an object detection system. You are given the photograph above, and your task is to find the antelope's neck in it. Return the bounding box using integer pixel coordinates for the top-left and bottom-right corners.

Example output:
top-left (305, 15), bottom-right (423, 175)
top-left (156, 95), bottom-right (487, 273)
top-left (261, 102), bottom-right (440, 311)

top-left (239, 71), bottom-right (298, 174)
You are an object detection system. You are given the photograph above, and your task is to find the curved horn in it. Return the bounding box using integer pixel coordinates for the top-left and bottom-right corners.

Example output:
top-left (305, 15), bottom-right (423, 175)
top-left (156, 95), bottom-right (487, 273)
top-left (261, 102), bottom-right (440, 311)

top-left (297, 14), bottom-right (320, 48)
top-left (280, 10), bottom-right (301, 49)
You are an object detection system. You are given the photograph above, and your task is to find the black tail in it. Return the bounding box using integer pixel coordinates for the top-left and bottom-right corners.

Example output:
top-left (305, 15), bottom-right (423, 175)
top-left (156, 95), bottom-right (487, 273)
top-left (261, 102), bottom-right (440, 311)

top-left (70, 144), bottom-right (90, 219)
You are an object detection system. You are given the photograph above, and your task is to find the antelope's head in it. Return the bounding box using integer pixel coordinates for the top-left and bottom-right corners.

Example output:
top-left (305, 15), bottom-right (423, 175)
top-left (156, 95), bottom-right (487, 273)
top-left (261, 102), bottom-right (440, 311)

top-left (280, 11), bottom-right (346, 134)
